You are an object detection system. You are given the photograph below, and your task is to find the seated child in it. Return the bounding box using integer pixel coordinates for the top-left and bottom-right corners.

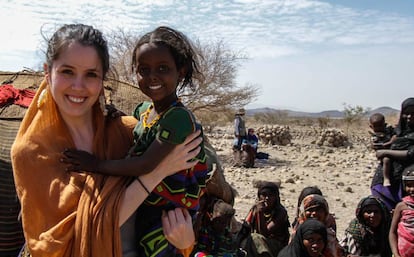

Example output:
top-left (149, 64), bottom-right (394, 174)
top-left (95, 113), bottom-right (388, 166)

top-left (368, 112), bottom-right (396, 186)
top-left (193, 198), bottom-right (238, 257)
top-left (340, 195), bottom-right (391, 257)
top-left (389, 165), bottom-right (414, 257)
top-left (240, 181), bottom-right (290, 257)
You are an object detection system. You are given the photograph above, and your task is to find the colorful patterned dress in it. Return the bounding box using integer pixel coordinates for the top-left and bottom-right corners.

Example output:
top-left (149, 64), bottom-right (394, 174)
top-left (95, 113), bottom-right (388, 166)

top-left (132, 101), bottom-right (208, 257)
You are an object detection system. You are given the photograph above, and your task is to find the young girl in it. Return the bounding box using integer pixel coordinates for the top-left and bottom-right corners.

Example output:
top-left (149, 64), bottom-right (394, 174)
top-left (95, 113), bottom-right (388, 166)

top-left (240, 181), bottom-right (290, 257)
top-left (293, 194), bottom-right (343, 257)
top-left (278, 219), bottom-right (328, 257)
top-left (389, 165), bottom-right (414, 257)
top-left (63, 26), bottom-right (208, 257)
top-left (340, 195), bottom-right (391, 257)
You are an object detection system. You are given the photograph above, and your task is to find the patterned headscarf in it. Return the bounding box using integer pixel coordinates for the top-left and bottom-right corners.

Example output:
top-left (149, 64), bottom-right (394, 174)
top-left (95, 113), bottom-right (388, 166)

top-left (345, 195), bottom-right (391, 257)
top-left (298, 194), bottom-right (329, 225)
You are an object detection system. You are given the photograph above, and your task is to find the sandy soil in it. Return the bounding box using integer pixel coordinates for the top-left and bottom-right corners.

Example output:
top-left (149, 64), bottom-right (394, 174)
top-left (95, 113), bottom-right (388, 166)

top-left (204, 124), bottom-right (378, 239)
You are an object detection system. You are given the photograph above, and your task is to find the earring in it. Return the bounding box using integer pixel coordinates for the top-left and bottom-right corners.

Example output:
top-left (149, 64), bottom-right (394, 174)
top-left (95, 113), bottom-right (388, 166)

top-left (37, 89), bottom-right (47, 109)
top-left (99, 94), bottom-right (108, 116)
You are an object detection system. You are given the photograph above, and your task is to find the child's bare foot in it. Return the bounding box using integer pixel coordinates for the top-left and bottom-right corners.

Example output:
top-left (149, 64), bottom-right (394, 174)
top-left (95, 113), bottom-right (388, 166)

top-left (383, 178), bottom-right (391, 186)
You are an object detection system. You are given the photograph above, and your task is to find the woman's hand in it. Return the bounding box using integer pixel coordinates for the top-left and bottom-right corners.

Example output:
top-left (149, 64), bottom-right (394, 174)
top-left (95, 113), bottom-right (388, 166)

top-left (162, 208), bottom-right (195, 249)
top-left (154, 130), bottom-right (202, 178)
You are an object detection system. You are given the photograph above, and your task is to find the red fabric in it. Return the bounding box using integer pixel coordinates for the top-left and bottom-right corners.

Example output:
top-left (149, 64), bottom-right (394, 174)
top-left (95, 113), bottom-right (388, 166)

top-left (398, 196), bottom-right (414, 257)
top-left (0, 84), bottom-right (36, 107)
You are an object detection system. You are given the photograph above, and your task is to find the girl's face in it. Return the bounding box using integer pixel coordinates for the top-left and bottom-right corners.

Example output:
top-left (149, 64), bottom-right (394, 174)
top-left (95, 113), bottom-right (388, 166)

top-left (134, 43), bottom-right (184, 106)
top-left (404, 180), bottom-right (414, 197)
top-left (403, 106), bottom-right (414, 128)
top-left (46, 42), bottom-right (103, 121)
top-left (259, 191), bottom-right (277, 210)
top-left (303, 233), bottom-right (325, 257)
top-left (362, 204), bottom-right (382, 229)
top-left (305, 206), bottom-right (327, 223)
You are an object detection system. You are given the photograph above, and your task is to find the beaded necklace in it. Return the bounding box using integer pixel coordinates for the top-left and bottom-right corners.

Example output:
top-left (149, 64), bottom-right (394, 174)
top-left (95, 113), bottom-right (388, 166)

top-left (141, 99), bottom-right (181, 128)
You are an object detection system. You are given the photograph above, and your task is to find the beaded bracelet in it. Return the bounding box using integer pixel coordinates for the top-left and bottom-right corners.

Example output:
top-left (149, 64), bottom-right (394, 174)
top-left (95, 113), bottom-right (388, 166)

top-left (137, 177), bottom-right (150, 195)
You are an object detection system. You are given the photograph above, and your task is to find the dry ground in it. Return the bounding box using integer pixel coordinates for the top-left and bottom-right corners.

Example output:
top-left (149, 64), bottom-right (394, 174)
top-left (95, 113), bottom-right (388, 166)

top-left (205, 124), bottom-right (379, 239)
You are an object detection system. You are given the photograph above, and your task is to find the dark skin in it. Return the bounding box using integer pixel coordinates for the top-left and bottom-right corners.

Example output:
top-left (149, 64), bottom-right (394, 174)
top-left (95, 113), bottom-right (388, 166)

top-left (253, 190), bottom-right (280, 238)
top-left (389, 179), bottom-right (414, 257)
top-left (62, 43), bottom-right (192, 176)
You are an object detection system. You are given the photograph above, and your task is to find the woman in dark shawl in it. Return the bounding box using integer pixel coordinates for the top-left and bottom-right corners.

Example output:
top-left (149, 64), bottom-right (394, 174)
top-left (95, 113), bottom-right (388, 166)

top-left (278, 219), bottom-right (327, 257)
top-left (339, 195), bottom-right (391, 257)
top-left (371, 97), bottom-right (414, 211)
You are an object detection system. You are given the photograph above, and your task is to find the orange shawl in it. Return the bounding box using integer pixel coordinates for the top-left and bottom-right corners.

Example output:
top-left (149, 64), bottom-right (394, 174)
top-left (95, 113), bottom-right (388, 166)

top-left (11, 79), bottom-right (136, 257)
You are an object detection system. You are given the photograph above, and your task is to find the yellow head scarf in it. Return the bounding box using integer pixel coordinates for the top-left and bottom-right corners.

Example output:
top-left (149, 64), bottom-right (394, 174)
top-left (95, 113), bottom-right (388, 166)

top-left (11, 78), bottom-right (136, 257)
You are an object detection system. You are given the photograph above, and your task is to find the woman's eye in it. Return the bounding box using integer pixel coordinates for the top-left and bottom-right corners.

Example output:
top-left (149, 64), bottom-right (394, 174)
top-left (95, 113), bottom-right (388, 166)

top-left (61, 69), bottom-right (73, 75)
top-left (86, 72), bottom-right (98, 78)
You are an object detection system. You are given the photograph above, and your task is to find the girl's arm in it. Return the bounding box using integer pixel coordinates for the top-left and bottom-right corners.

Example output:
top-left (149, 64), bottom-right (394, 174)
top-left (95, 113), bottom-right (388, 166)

top-left (63, 130), bottom-right (201, 176)
top-left (389, 202), bottom-right (404, 257)
top-left (118, 132), bottom-right (202, 225)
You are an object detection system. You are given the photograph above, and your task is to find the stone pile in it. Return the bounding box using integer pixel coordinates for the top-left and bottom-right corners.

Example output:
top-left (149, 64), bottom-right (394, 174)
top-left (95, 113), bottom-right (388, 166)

top-left (257, 125), bottom-right (292, 146)
top-left (314, 128), bottom-right (349, 147)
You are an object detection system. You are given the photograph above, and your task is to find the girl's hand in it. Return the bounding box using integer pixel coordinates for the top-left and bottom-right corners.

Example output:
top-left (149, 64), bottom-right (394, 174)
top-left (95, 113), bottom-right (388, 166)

top-left (154, 130), bottom-right (202, 177)
top-left (162, 208), bottom-right (195, 249)
top-left (61, 149), bottom-right (100, 172)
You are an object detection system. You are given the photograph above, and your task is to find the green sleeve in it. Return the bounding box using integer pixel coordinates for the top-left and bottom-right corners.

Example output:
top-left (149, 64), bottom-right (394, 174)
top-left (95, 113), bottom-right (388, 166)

top-left (157, 107), bottom-right (196, 145)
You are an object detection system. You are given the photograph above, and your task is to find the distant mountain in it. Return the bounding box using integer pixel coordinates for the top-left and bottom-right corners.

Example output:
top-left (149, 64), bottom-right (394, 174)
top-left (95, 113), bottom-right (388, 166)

top-left (246, 106), bottom-right (399, 118)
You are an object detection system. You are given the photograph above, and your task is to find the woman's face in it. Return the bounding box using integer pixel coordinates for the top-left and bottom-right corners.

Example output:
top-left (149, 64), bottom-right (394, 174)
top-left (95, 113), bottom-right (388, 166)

top-left (305, 206), bottom-right (327, 223)
top-left (403, 105), bottom-right (414, 129)
top-left (303, 233), bottom-right (325, 257)
top-left (362, 204), bottom-right (382, 229)
top-left (46, 42), bottom-right (103, 121)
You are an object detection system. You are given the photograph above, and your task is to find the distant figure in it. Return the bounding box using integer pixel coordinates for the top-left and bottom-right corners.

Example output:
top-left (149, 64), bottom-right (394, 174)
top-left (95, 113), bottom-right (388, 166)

top-left (340, 195), bottom-right (391, 257)
top-left (389, 165), bottom-right (414, 257)
top-left (233, 108), bottom-right (247, 166)
top-left (368, 113), bottom-right (396, 186)
top-left (241, 128), bottom-right (258, 168)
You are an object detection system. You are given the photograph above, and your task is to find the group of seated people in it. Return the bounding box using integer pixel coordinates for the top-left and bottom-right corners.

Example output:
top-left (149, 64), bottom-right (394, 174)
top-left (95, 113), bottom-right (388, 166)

top-left (192, 97), bottom-right (414, 257)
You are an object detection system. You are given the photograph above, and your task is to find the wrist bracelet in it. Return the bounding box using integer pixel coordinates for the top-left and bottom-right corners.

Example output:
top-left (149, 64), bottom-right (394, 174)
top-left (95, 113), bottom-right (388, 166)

top-left (137, 177), bottom-right (151, 195)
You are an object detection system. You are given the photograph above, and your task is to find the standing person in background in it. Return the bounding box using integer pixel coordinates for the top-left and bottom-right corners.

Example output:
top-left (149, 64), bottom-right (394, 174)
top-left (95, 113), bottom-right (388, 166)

top-left (233, 108), bottom-right (247, 166)
top-left (11, 23), bottom-right (201, 257)
top-left (62, 26), bottom-right (208, 257)
top-left (371, 97), bottom-right (414, 212)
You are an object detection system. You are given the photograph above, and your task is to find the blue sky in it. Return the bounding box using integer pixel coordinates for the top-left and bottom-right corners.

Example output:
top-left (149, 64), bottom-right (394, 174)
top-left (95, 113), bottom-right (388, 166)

top-left (1, 0), bottom-right (413, 112)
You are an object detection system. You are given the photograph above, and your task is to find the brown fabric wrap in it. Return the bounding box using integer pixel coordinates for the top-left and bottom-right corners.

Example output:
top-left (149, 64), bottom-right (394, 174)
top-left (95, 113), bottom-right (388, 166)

top-left (11, 79), bottom-right (136, 257)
